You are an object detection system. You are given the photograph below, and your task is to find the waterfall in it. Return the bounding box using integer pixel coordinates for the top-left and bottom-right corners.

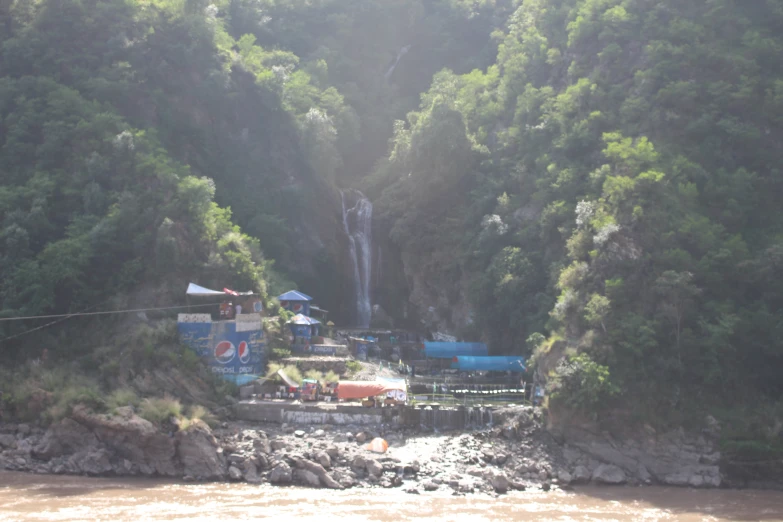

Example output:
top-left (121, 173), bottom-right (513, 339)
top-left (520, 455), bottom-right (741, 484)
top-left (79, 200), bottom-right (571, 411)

top-left (384, 44), bottom-right (412, 81)
top-left (340, 189), bottom-right (373, 327)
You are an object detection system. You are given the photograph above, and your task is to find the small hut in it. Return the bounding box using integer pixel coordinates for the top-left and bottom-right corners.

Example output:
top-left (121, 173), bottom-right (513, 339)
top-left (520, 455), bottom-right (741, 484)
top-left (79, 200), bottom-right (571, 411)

top-left (277, 290), bottom-right (313, 316)
top-left (287, 313), bottom-right (321, 351)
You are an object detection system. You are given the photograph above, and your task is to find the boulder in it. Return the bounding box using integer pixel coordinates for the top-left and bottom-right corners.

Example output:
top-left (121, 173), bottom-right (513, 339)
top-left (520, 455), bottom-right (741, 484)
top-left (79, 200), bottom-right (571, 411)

top-left (228, 465), bottom-right (243, 481)
top-left (243, 460), bottom-right (262, 484)
top-left (572, 465), bottom-right (591, 484)
top-left (228, 453), bottom-right (245, 464)
top-left (557, 470), bottom-right (572, 485)
top-left (0, 434), bottom-right (17, 449)
top-left (404, 460), bottom-right (421, 474)
top-left (76, 448), bottom-right (113, 475)
top-left (592, 464), bottom-right (627, 485)
top-left (253, 454), bottom-right (269, 470)
top-left (33, 418), bottom-right (98, 460)
top-left (315, 451), bottom-right (331, 469)
top-left (270, 440), bottom-right (288, 452)
top-left (325, 445), bottom-right (340, 459)
top-left (70, 406), bottom-right (178, 476)
top-left (333, 470), bottom-right (356, 488)
top-left (355, 432), bottom-right (367, 443)
top-left (253, 438), bottom-right (271, 454)
top-left (637, 464), bottom-right (653, 484)
top-left (351, 455), bottom-right (366, 472)
top-left (422, 480), bottom-right (439, 491)
top-left (487, 471), bottom-right (511, 493)
top-left (294, 430), bottom-right (306, 438)
top-left (365, 458), bottom-right (383, 478)
top-left (176, 421), bottom-right (226, 480)
top-left (294, 468), bottom-right (321, 487)
top-left (269, 461), bottom-right (292, 484)
top-left (295, 458), bottom-right (343, 489)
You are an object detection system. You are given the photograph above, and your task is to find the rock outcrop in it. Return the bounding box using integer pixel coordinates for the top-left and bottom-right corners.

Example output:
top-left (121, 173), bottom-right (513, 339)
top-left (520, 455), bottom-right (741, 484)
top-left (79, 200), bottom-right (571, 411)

top-left (71, 405), bottom-right (178, 476)
top-left (0, 403), bottom-right (731, 492)
top-left (176, 421), bottom-right (226, 480)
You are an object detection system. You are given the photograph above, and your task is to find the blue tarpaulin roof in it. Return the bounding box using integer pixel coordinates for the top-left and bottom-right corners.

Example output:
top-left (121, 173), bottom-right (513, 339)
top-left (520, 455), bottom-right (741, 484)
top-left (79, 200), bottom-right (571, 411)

top-left (451, 356), bottom-right (526, 373)
top-left (424, 342), bottom-right (488, 358)
top-left (287, 313), bottom-right (321, 325)
top-left (277, 290), bottom-right (313, 301)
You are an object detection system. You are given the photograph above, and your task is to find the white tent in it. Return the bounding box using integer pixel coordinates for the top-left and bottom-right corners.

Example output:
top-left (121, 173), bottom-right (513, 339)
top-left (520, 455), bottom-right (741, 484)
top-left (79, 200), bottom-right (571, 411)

top-left (186, 283), bottom-right (225, 296)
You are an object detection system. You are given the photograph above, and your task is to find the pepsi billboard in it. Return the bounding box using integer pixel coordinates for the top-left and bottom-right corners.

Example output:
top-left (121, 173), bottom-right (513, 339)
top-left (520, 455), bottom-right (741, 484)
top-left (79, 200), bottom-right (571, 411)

top-left (177, 314), bottom-right (264, 385)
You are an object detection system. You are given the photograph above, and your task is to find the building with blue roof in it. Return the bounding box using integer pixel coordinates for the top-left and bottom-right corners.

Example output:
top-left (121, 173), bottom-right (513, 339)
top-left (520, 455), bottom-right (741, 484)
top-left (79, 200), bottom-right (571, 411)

top-left (451, 356), bottom-right (526, 373)
top-left (423, 342), bottom-right (489, 358)
top-left (277, 290), bottom-right (313, 316)
top-left (287, 313), bottom-right (321, 351)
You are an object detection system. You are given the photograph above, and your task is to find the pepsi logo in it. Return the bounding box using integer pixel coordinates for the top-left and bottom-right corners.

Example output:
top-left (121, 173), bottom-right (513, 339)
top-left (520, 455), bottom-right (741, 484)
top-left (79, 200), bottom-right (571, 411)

top-left (238, 341), bottom-right (250, 364)
top-left (214, 341), bottom-right (236, 364)
top-left (292, 303), bottom-right (303, 312)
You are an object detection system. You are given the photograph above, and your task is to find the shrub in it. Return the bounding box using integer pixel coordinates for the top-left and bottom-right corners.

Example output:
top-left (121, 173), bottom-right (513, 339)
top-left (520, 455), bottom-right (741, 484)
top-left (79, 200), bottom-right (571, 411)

top-left (107, 388), bottom-right (140, 411)
top-left (345, 360), bottom-right (362, 375)
top-left (266, 363), bottom-right (302, 384)
top-left (188, 404), bottom-right (218, 428)
top-left (304, 369), bottom-right (324, 382)
top-left (139, 396), bottom-right (182, 425)
top-left (323, 370), bottom-right (340, 383)
top-left (45, 382), bottom-right (106, 422)
top-left (270, 347), bottom-right (292, 359)
top-left (549, 353), bottom-right (618, 413)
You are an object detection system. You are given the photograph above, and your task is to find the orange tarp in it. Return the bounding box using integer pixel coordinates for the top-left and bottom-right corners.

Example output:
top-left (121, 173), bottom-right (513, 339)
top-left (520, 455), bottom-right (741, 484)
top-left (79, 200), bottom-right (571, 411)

top-left (336, 381), bottom-right (406, 400)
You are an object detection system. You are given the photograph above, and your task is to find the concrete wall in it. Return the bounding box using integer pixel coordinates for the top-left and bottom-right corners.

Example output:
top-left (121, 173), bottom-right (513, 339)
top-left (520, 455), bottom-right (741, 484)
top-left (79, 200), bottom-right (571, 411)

top-left (234, 401), bottom-right (496, 430)
top-left (234, 402), bottom-right (386, 425)
top-left (281, 357), bottom-right (347, 375)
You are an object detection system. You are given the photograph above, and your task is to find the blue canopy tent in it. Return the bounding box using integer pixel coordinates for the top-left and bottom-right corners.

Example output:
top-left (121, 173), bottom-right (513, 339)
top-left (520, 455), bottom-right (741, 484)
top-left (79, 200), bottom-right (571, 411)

top-left (451, 356), bottom-right (526, 373)
top-left (423, 342), bottom-right (488, 358)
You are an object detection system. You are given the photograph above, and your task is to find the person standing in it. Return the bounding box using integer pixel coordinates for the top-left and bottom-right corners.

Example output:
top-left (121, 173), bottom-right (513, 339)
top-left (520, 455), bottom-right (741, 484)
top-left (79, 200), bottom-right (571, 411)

top-left (235, 303), bottom-right (242, 316)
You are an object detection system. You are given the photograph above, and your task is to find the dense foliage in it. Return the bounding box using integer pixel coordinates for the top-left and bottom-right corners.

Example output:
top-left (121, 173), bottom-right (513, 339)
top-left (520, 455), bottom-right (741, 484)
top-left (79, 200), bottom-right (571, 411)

top-left (1, 0), bottom-right (782, 430)
top-left (374, 0), bottom-right (783, 418)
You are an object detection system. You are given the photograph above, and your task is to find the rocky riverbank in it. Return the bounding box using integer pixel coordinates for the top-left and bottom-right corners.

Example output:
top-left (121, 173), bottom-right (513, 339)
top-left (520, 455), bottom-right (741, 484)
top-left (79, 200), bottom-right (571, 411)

top-left (0, 405), bottom-right (726, 494)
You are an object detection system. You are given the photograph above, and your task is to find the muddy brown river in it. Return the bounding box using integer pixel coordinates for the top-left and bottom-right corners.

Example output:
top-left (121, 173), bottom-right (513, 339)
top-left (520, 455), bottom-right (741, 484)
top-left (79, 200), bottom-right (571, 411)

top-left (1, 471), bottom-right (782, 521)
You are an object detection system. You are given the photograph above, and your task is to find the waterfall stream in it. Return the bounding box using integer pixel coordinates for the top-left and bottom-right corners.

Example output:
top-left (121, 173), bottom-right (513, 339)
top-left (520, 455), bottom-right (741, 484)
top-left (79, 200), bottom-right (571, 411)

top-left (384, 44), bottom-right (411, 81)
top-left (340, 189), bottom-right (373, 327)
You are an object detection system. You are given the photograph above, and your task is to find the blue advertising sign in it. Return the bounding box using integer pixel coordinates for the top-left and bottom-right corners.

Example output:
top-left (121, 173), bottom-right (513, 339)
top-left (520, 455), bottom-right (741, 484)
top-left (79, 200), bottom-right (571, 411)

top-left (356, 341), bottom-right (368, 361)
top-left (311, 345), bottom-right (337, 356)
top-left (178, 317), bottom-right (264, 385)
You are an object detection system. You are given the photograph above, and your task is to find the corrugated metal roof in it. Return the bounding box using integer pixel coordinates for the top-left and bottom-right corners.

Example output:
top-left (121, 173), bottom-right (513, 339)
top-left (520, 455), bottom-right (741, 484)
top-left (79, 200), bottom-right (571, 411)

top-left (424, 342), bottom-right (489, 358)
top-left (277, 290), bottom-right (313, 301)
top-left (451, 356), bottom-right (526, 373)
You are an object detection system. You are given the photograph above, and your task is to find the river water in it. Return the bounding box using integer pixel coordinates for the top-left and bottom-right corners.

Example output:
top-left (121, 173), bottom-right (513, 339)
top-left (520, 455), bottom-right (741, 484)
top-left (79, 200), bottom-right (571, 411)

top-left (2, 472), bottom-right (782, 521)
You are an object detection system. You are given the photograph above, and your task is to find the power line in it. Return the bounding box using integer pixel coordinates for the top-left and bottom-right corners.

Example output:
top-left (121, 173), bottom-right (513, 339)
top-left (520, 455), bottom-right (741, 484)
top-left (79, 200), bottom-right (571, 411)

top-left (0, 298), bottom-right (113, 344)
top-left (0, 303), bottom-right (215, 322)
top-left (0, 303), bottom-right (215, 344)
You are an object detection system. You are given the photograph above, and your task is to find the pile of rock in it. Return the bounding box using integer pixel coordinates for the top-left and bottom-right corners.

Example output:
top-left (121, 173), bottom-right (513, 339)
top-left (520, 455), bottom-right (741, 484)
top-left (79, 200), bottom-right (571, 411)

top-left (0, 404), bottom-right (724, 493)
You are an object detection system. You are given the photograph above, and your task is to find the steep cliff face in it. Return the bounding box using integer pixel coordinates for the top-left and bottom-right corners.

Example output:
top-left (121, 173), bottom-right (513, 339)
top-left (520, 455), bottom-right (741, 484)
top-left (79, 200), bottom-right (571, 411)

top-left (400, 249), bottom-right (473, 338)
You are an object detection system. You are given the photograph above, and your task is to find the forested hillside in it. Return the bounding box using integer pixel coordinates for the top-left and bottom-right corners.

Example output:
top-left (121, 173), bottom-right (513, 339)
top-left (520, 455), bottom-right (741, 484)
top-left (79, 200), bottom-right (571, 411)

top-left (0, 0), bottom-right (507, 418)
top-left (1, 0), bottom-right (782, 434)
top-left (373, 0), bottom-right (783, 421)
